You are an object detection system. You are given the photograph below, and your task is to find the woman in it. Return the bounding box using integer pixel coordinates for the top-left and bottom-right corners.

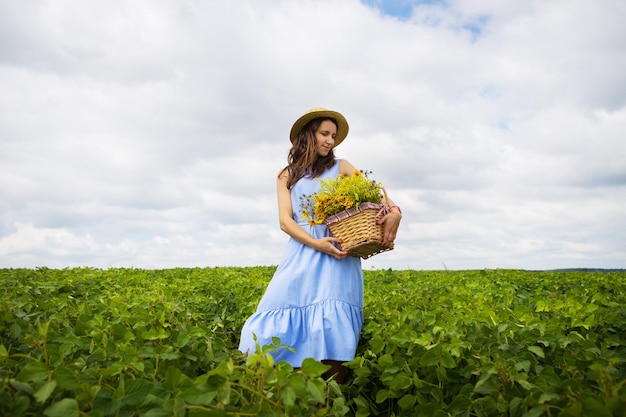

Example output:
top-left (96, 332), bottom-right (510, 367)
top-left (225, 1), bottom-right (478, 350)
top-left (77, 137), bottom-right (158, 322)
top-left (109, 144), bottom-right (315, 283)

top-left (238, 107), bottom-right (402, 382)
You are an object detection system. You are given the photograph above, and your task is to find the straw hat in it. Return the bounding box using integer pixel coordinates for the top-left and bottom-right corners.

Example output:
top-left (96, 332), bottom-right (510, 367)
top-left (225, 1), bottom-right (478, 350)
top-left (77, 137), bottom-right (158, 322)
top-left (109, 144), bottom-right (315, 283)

top-left (289, 107), bottom-right (349, 147)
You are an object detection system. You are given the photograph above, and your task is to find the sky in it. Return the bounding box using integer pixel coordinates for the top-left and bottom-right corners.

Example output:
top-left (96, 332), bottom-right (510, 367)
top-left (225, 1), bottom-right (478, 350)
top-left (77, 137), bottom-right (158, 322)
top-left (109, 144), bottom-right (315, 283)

top-left (1, 0), bottom-right (625, 271)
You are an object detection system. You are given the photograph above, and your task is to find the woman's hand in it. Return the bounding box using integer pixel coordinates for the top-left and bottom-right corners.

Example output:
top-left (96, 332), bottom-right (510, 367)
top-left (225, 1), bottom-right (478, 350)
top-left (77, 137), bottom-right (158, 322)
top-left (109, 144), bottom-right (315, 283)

top-left (376, 209), bottom-right (402, 248)
top-left (314, 237), bottom-right (349, 260)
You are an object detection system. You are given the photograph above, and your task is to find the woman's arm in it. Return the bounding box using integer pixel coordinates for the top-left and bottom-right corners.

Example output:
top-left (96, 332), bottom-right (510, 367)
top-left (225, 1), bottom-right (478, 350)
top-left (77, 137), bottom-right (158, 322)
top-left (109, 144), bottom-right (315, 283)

top-left (378, 189), bottom-right (402, 248)
top-left (276, 169), bottom-right (349, 259)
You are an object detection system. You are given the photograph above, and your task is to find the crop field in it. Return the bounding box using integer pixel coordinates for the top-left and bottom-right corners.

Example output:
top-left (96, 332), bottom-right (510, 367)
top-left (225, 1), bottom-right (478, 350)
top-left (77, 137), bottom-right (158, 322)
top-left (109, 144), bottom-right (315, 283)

top-left (0, 267), bottom-right (624, 416)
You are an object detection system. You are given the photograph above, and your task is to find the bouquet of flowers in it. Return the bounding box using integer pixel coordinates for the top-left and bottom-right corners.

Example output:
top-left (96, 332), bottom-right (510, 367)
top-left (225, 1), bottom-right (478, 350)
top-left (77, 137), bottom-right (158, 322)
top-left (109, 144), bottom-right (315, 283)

top-left (300, 170), bottom-right (393, 258)
top-left (300, 170), bottom-right (382, 225)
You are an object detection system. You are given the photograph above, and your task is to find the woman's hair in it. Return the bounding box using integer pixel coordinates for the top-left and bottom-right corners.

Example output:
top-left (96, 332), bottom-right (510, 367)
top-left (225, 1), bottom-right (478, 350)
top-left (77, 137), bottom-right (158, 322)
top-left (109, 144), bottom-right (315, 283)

top-left (281, 117), bottom-right (337, 190)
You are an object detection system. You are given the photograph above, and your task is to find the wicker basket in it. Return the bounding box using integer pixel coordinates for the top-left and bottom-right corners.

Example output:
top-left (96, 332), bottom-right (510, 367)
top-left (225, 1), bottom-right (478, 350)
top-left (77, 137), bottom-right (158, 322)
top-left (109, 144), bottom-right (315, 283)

top-left (325, 202), bottom-right (394, 259)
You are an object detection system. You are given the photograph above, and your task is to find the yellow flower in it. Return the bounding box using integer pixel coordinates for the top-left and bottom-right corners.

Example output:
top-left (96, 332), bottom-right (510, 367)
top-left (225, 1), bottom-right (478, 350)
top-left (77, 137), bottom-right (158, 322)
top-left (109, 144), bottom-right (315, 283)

top-left (299, 170), bottom-right (382, 224)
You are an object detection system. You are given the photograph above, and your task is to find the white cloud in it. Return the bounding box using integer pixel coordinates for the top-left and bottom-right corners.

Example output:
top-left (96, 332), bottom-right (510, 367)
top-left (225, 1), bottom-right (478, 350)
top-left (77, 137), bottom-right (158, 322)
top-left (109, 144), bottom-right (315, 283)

top-left (1, 0), bottom-right (625, 270)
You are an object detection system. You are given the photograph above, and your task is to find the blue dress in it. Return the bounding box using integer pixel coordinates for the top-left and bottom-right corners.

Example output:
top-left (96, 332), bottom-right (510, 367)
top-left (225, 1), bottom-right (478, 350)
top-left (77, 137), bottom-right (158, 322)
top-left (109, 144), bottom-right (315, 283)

top-left (238, 160), bottom-right (364, 367)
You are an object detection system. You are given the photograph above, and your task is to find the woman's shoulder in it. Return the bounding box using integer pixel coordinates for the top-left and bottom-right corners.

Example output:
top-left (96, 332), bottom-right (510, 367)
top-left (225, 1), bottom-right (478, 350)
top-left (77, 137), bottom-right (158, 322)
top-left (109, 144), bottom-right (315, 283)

top-left (277, 166), bottom-right (289, 178)
top-left (339, 159), bottom-right (358, 176)
top-left (277, 167), bottom-right (291, 187)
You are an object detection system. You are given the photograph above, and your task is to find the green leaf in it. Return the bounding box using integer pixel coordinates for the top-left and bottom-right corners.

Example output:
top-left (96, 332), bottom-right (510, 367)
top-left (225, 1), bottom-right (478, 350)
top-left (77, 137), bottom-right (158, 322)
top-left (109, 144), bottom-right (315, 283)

top-left (525, 406), bottom-right (547, 417)
top-left (287, 372), bottom-right (307, 397)
top-left (180, 385), bottom-right (217, 406)
top-left (418, 349), bottom-right (439, 367)
top-left (509, 397), bottom-right (525, 417)
top-left (101, 362), bottom-right (124, 377)
top-left (515, 378), bottom-right (535, 391)
top-left (514, 360), bottom-right (531, 373)
top-left (376, 388), bottom-right (391, 403)
top-left (9, 379), bottom-right (34, 395)
top-left (527, 346), bottom-right (545, 358)
top-left (17, 362), bottom-right (49, 382)
top-left (173, 397), bottom-right (187, 417)
top-left (282, 386), bottom-right (296, 407)
top-left (353, 395), bottom-right (369, 410)
top-left (122, 379), bottom-right (154, 406)
top-left (160, 352), bottom-right (181, 360)
top-left (93, 389), bottom-right (121, 415)
top-left (216, 382), bottom-right (231, 405)
top-left (140, 393), bottom-right (166, 409)
top-left (440, 350), bottom-right (456, 368)
top-left (164, 366), bottom-right (191, 390)
top-left (37, 320), bottom-right (50, 338)
top-left (606, 397), bottom-right (625, 417)
top-left (450, 396), bottom-right (473, 415)
top-left (52, 366), bottom-right (80, 390)
top-left (44, 398), bottom-right (79, 417)
top-left (389, 373), bottom-right (412, 391)
top-left (369, 335), bottom-right (385, 353)
top-left (301, 358), bottom-right (330, 377)
top-left (206, 374), bottom-right (227, 391)
top-left (398, 394), bottom-right (416, 409)
top-left (474, 374), bottom-right (499, 395)
top-left (353, 366), bottom-right (371, 378)
top-left (305, 379), bottom-right (325, 403)
top-left (539, 392), bottom-right (561, 404)
top-left (560, 402), bottom-right (583, 417)
top-left (582, 398), bottom-right (613, 417)
top-left (34, 381), bottom-right (57, 403)
top-left (143, 408), bottom-right (174, 417)
top-left (141, 328), bottom-right (169, 340)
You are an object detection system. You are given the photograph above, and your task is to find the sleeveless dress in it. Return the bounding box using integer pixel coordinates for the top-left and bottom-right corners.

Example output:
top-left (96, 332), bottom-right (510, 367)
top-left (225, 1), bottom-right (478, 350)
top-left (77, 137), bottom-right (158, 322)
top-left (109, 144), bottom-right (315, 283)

top-left (238, 160), bottom-right (364, 367)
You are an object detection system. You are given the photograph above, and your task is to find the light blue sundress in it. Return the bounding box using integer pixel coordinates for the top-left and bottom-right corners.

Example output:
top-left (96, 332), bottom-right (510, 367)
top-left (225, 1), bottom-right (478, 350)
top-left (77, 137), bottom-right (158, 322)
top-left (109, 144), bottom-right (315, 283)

top-left (238, 160), bottom-right (364, 367)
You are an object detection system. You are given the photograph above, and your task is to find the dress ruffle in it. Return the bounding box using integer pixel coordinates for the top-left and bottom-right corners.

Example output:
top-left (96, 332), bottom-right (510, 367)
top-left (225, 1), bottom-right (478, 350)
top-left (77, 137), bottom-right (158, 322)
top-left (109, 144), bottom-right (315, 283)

top-left (238, 298), bottom-right (363, 365)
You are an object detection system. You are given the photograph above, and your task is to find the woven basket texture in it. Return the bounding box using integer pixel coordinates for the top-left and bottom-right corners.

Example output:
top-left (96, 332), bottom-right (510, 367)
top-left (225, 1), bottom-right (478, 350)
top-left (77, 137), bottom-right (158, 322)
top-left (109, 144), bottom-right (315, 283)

top-left (326, 206), bottom-right (393, 259)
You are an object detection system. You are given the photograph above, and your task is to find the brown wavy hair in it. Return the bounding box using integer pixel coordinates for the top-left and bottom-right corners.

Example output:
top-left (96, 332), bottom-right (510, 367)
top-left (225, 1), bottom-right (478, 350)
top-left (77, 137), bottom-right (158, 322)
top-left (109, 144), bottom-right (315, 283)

top-left (280, 117), bottom-right (337, 190)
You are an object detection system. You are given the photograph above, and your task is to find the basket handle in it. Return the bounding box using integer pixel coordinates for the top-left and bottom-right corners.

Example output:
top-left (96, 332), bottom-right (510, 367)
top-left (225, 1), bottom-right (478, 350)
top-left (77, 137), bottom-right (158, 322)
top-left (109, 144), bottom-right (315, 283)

top-left (375, 187), bottom-right (392, 220)
top-left (382, 187), bottom-right (390, 205)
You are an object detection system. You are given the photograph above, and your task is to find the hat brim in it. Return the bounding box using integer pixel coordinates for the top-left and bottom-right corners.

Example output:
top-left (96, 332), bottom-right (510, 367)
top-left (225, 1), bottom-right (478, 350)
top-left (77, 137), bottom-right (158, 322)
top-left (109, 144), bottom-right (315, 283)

top-left (289, 108), bottom-right (349, 148)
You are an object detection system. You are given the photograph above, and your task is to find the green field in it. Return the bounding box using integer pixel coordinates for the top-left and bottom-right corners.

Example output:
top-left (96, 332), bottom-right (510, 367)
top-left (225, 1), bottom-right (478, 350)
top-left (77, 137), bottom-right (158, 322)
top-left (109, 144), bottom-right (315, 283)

top-left (1, 267), bottom-right (624, 416)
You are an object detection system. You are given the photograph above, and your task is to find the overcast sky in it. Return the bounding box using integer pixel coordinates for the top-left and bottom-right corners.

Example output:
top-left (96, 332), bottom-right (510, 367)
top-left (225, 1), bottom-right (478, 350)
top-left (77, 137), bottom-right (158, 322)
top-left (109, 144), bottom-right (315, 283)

top-left (1, 0), bottom-right (625, 271)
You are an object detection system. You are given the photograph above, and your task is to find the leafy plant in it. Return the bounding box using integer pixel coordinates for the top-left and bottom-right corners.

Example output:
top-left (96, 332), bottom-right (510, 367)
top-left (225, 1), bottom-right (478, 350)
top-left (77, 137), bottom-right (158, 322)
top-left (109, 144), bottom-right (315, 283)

top-left (0, 267), bottom-right (624, 416)
top-left (300, 170), bottom-right (383, 225)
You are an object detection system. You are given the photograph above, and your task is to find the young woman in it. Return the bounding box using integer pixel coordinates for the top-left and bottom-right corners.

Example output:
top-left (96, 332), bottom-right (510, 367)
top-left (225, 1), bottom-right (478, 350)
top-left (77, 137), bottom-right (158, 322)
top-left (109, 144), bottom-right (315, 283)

top-left (238, 108), bottom-right (402, 382)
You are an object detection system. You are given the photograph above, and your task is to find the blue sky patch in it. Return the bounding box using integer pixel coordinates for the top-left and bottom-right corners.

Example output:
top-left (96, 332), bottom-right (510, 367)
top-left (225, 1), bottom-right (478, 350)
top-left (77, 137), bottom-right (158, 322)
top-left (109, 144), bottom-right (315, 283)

top-left (462, 15), bottom-right (489, 41)
top-left (361, 0), bottom-right (444, 20)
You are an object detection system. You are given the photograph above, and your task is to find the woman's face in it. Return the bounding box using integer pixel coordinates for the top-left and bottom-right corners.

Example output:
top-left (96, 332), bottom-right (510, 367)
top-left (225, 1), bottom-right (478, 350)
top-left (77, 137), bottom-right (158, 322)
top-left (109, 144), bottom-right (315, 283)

top-left (314, 119), bottom-right (338, 157)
